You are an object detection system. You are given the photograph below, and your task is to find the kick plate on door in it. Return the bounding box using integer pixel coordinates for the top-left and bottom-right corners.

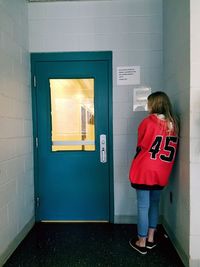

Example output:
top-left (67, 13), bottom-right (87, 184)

top-left (100, 134), bottom-right (107, 163)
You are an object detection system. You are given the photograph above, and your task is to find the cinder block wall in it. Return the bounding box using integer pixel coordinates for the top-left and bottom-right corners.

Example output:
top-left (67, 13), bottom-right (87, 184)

top-left (190, 1), bottom-right (200, 266)
top-left (0, 0), bottom-right (34, 264)
top-left (163, 0), bottom-right (190, 266)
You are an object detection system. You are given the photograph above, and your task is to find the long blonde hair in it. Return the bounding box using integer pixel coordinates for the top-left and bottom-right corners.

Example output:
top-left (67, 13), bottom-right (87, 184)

top-left (147, 91), bottom-right (179, 135)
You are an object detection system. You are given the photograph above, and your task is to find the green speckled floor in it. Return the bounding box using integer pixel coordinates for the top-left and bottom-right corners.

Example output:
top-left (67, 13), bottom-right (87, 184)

top-left (4, 223), bottom-right (184, 267)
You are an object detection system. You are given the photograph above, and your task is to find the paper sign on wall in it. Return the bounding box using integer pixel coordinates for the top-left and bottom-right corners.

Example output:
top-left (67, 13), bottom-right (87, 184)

top-left (133, 87), bottom-right (151, 111)
top-left (117, 66), bottom-right (140, 85)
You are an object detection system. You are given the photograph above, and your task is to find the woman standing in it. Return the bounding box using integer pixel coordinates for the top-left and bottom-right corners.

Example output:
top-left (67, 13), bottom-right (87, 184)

top-left (129, 91), bottom-right (179, 255)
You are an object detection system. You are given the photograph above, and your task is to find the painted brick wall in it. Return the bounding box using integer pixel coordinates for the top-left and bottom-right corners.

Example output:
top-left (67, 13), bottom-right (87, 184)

top-left (190, 0), bottom-right (200, 265)
top-left (0, 0), bottom-right (34, 262)
top-left (163, 0), bottom-right (190, 266)
top-left (28, 0), bottom-right (163, 222)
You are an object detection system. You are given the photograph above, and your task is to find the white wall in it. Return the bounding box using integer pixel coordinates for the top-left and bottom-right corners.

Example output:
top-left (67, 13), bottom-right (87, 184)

top-left (163, 0), bottom-right (190, 266)
top-left (190, 1), bottom-right (200, 266)
top-left (0, 0), bottom-right (34, 265)
top-left (28, 0), bottom-right (163, 222)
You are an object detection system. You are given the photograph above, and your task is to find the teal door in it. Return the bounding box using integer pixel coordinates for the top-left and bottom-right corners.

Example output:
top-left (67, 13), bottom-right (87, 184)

top-left (31, 52), bottom-right (113, 222)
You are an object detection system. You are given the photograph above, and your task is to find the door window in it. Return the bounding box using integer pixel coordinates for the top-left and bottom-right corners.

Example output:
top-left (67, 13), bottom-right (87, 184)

top-left (50, 78), bottom-right (95, 151)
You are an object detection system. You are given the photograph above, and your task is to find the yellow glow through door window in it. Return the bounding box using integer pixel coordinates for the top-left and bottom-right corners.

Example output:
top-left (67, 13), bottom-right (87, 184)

top-left (50, 78), bottom-right (95, 151)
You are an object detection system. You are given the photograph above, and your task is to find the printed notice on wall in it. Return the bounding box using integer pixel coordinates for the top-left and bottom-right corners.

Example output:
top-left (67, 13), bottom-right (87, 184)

top-left (133, 87), bottom-right (151, 111)
top-left (117, 66), bottom-right (140, 85)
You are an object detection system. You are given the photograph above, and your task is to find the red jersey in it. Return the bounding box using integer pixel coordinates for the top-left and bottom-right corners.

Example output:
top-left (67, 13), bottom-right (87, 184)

top-left (129, 114), bottom-right (178, 189)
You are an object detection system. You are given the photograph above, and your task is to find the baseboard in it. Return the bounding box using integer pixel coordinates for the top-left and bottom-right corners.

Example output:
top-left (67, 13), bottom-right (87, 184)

top-left (189, 259), bottom-right (200, 267)
top-left (0, 217), bottom-right (35, 267)
top-left (161, 216), bottom-right (189, 267)
top-left (114, 215), bottom-right (163, 224)
top-left (114, 215), bottom-right (137, 224)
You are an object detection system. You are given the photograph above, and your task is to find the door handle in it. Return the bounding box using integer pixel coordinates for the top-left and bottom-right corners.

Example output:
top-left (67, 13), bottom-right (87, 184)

top-left (100, 134), bottom-right (107, 163)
